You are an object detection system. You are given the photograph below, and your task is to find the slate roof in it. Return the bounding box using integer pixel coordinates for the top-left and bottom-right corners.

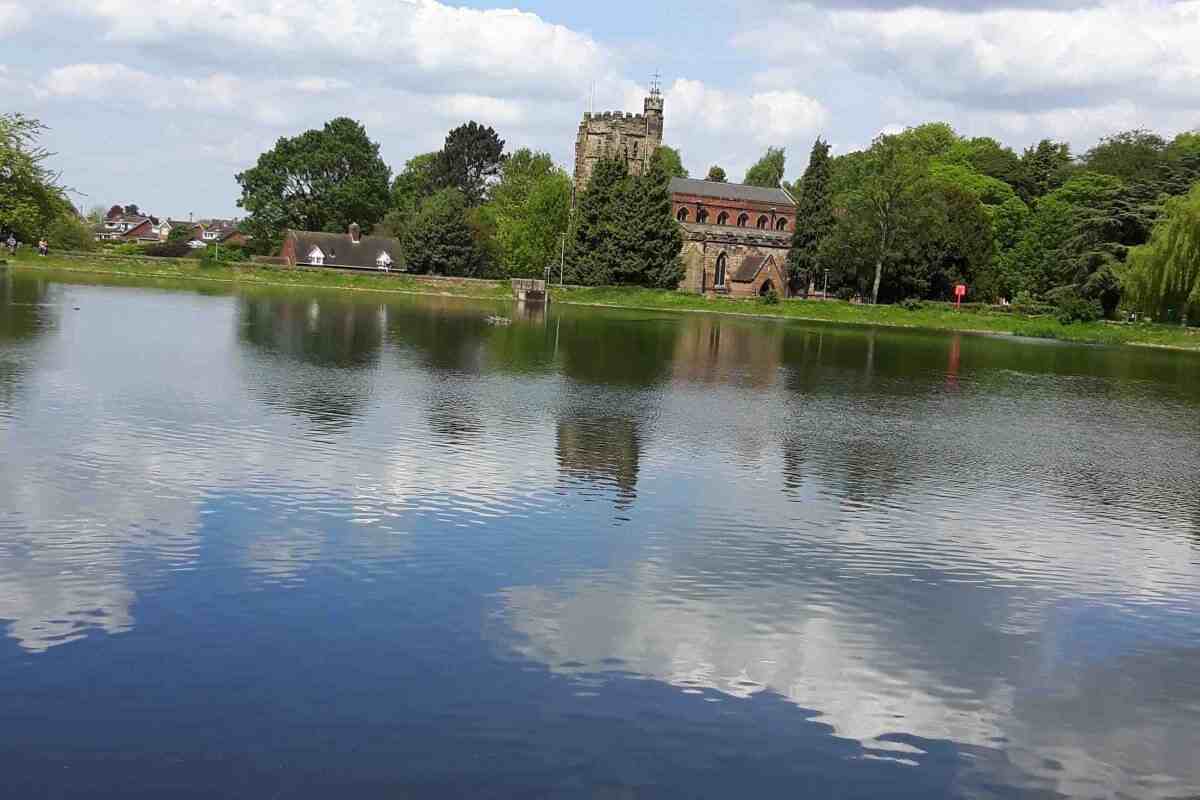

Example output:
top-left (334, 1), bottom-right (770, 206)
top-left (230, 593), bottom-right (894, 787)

top-left (287, 229), bottom-right (402, 270)
top-left (731, 254), bottom-right (773, 283)
top-left (669, 177), bottom-right (794, 206)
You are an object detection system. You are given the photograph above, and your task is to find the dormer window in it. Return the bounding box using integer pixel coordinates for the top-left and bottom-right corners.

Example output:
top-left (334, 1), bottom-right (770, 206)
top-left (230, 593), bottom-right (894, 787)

top-left (375, 251), bottom-right (393, 271)
top-left (307, 245), bottom-right (325, 266)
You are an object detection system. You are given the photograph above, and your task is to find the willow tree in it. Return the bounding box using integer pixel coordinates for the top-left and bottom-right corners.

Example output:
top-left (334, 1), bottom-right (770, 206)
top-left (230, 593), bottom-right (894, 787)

top-left (1120, 184), bottom-right (1200, 322)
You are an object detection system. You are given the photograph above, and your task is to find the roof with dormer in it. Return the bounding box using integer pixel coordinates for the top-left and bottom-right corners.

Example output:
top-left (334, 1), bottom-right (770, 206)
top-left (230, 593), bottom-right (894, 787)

top-left (285, 229), bottom-right (402, 270)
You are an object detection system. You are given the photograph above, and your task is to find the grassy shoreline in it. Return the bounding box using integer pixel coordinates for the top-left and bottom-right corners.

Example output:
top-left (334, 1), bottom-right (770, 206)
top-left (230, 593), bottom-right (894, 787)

top-left (8, 253), bottom-right (1200, 351)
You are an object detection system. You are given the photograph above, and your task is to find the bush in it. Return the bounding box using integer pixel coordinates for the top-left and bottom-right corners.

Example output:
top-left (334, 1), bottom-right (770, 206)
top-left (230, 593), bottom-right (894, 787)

top-left (143, 241), bottom-right (195, 258)
top-left (900, 297), bottom-right (924, 311)
top-left (1055, 295), bottom-right (1103, 325)
top-left (834, 286), bottom-right (856, 301)
top-left (760, 289), bottom-right (780, 305)
top-left (46, 214), bottom-right (96, 252)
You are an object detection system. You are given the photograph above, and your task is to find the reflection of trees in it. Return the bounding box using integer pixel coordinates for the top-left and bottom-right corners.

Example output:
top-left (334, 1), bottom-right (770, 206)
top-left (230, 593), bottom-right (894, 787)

top-left (555, 414), bottom-right (641, 509)
top-left (237, 293), bottom-right (384, 431)
top-left (0, 271), bottom-right (54, 344)
top-left (0, 272), bottom-right (55, 409)
top-left (556, 311), bottom-right (681, 387)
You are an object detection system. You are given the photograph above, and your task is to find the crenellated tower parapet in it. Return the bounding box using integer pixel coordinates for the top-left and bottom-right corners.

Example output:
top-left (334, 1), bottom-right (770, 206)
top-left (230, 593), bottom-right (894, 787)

top-left (573, 87), bottom-right (665, 193)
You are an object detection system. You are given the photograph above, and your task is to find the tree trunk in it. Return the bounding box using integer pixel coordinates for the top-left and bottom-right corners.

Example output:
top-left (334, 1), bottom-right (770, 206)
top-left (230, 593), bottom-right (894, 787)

top-left (871, 258), bottom-right (883, 305)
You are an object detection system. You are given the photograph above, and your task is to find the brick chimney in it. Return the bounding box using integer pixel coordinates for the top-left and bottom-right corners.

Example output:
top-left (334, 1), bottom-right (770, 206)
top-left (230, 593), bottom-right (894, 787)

top-left (349, 222), bottom-right (361, 243)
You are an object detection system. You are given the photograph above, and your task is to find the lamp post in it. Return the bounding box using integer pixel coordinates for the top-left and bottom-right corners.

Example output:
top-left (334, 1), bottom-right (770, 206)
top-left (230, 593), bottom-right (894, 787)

top-left (559, 232), bottom-right (566, 286)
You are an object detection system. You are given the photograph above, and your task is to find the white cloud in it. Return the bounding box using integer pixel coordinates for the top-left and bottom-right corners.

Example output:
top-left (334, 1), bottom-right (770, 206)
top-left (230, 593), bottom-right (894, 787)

top-left (658, 79), bottom-right (828, 178)
top-left (0, 1), bottom-right (29, 36)
top-left (742, 0), bottom-right (1200, 111)
top-left (46, 0), bottom-right (609, 100)
top-left (293, 77), bottom-right (352, 94)
top-left (435, 94), bottom-right (526, 126)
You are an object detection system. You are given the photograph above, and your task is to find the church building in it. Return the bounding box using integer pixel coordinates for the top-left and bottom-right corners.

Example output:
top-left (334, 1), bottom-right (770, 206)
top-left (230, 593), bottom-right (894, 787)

top-left (572, 84), bottom-right (796, 298)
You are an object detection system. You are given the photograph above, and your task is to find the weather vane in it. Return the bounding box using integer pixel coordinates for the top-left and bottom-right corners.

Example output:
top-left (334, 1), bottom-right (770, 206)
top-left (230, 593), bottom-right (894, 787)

top-left (650, 71), bottom-right (662, 96)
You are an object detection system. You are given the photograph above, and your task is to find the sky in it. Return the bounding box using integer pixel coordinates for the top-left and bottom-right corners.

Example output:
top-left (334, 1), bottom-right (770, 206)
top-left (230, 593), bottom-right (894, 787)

top-left (3, 0), bottom-right (1199, 219)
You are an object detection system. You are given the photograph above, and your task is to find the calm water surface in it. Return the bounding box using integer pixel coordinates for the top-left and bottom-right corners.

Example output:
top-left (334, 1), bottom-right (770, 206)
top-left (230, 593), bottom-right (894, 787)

top-left (2, 270), bottom-right (1199, 799)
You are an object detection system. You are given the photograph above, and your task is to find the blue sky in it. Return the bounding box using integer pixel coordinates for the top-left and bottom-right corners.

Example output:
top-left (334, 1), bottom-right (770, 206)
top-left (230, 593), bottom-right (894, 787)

top-left (3, 0), bottom-right (1198, 219)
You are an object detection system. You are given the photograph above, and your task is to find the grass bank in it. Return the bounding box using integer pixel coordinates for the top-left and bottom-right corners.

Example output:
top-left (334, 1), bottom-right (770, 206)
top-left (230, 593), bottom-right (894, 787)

top-left (9, 252), bottom-right (1200, 352)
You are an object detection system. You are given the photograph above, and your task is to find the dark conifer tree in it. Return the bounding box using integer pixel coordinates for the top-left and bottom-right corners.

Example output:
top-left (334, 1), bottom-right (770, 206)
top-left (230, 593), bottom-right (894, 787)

top-left (787, 138), bottom-right (835, 291)
top-left (566, 156), bottom-right (628, 286)
top-left (621, 150), bottom-right (684, 288)
top-left (404, 188), bottom-right (484, 277)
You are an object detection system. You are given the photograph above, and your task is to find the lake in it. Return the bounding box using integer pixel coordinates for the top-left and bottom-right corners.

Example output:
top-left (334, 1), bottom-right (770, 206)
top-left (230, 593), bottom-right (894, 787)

top-left (2, 269), bottom-right (1199, 799)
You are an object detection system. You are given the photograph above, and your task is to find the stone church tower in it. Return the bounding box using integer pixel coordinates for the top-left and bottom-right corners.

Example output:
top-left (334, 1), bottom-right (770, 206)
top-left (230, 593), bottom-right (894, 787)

top-left (573, 83), bottom-right (664, 193)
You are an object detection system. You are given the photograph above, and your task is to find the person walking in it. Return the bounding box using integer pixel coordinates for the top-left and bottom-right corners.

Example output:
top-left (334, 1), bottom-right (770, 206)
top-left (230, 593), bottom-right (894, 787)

top-left (37, 237), bottom-right (48, 256)
top-left (5, 234), bottom-right (15, 255)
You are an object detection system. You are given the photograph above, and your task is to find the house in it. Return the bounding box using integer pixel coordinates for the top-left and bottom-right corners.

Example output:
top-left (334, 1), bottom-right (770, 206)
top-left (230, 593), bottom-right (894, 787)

top-left (280, 223), bottom-right (401, 272)
top-left (121, 218), bottom-right (163, 244)
top-left (195, 219), bottom-right (248, 247)
top-left (669, 178), bottom-right (795, 298)
top-left (95, 210), bottom-right (152, 241)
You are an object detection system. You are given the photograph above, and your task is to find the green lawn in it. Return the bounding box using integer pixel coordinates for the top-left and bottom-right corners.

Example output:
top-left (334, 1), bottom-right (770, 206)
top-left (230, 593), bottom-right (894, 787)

top-left (9, 252), bottom-right (1200, 351)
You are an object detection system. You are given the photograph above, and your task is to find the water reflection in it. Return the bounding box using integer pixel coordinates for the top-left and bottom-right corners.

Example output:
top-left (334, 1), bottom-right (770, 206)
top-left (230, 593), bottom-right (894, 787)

top-left (238, 293), bottom-right (385, 431)
top-left (556, 415), bottom-right (642, 509)
top-left (2, 273), bottom-right (1200, 798)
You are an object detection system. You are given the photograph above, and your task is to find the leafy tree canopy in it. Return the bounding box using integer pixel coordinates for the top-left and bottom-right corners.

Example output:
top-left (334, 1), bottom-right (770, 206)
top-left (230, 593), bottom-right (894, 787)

top-left (236, 117), bottom-right (392, 252)
top-left (744, 147), bottom-right (786, 188)
top-left (705, 165), bottom-right (727, 182)
top-left (929, 162), bottom-right (1019, 207)
top-left (1082, 129), bottom-right (1167, 184)
top-left (487, 148), bottom-right (572, 278)
top-left (403, 187), bottom-right (487, 277)
top-left (942, 136), bottom-right (1022, 185)
top-left (0, 113), bottom-right (73, 241)
top-left (653, 146), bottom-right (688, 178)
top-left (1016, 139), bottom-right (1074, 203)
top-left (437, 121), bottom-right (506, 206)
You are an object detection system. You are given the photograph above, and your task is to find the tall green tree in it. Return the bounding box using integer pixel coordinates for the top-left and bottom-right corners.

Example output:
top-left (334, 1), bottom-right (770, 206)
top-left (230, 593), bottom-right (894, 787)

top-left (384, 151), bottom-right (441, 231)
top-left (1060, 174), bottom-right (1158, 314)
top-left (653, 146), bottom-right (688, 178)
top-left (744, 147), bottom-right (787, 187)
top-left (566, 156), bottom-right (629, 286)
top-left (403, 188), bottom-right (486, 277)
top-left (705, 165), bottom-right (727, 183)
top-left (944, 136), bottom-right (1022, 185)
top-left (1015, 139), bottom-right (1073, 203)
top-left (1082, 129), bottom-right (1167, 184)
top-left (437, 122), bottom-right (505, 206)
top-left (0, 113), bottom-right (72, 241)
top-left (236, 117), bottom-right (391, 251)
top-left (857, 134), bottom-right (928, 303)
top-left (1120, 182), bottom-right (1200, 322)
top-left (619, 149), bottom-right (684, 288)
top-left (787, 138), bottom-right (835, 290)
top-left (486, 149), bottom-right (572, 278)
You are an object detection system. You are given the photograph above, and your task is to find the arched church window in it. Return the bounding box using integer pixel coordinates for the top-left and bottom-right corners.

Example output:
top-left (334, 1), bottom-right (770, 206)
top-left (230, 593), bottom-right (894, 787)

top-left (737, 213), bottom-right (749, 228)
top-left (776, 218), bottom-right (788, 231)
top-left (756, 215), bottom-right (769, 230)
top-left (677, 208), bottom-right (689, 222)
top-left (715, 253), bottom-right (727, 287)
top-left (697, 208), bottom-right (709, 224)
top-left (717, 212), bottom-right (729, 226)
